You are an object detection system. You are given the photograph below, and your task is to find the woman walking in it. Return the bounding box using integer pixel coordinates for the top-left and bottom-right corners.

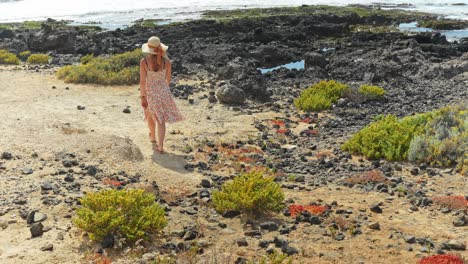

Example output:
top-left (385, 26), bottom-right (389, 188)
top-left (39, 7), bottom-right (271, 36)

top-left (140, 36), bottom-right (183, 154)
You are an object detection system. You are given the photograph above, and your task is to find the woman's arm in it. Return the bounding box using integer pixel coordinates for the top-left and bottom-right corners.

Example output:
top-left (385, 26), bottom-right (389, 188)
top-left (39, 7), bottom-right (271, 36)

top-left (165, 55), bottom-right (172, 86)
top-left (139, 59), bottom-right (148, 108)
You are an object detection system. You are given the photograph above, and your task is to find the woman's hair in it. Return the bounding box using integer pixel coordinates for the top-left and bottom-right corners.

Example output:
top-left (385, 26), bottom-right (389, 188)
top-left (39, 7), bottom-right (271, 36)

top-left (146, 46), bottom-right (167, 71)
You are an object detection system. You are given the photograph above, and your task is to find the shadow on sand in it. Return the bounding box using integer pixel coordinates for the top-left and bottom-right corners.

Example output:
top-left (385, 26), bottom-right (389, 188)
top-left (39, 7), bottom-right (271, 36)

top-left (151, 151), bottom-right (190, 174)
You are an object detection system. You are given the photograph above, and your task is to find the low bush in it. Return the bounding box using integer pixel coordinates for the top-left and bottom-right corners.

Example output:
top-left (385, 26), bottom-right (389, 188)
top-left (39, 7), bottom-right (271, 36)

top-left (342, 113), bottom-right (432, 161)
top-left (358, 85), bottom-right (386, 99)
top-left (80, 53), bottom-right (94, 64)
top-left (288, 204), bottom-right (328, 217)
top-left (417, 254), bottom-right (465, 264)
top-left (56, 49), bottom-right (142, 85)
top-left (408, 108), bottom-right (467, 173)
top-left (294, 80), bottom-right (349, 111)
top-left (212, 171), bottom-right (285, 216)
top-left (432, 196), bottom-right (468, 210)
top-left (27, 53), bottom-right (50, 64)
top-left (344, 170), bottom-right (388, 186)
top-left (73, 189), bottom-right (167, 242)
top-left (343, 105), bottom-right (467, 174)
top-left (0, 50), bottom-right (20, 65)
top-left (18, 51), bottom-right (31, 61)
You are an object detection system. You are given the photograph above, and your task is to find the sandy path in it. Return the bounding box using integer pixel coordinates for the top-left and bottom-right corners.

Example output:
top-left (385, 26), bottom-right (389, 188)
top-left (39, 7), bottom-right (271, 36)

top-left (0, 67), bottom-right (278, 263)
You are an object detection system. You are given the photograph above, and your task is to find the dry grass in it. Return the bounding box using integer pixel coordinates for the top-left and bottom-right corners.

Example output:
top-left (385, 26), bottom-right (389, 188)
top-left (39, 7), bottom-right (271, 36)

top-left (61, 126), bottom-right (87, 135)
top-left (432, 196), bottom-right (468, 210)
top-left (344, 170), bottom-right (388, 185)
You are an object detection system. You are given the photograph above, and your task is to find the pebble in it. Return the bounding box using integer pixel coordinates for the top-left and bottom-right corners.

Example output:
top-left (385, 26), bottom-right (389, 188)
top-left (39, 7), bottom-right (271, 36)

top-left (404, 236), bottom-right (416, 244)
top-left (22, 167), bottom-right (33, 175)
top-left (444, 240), bottom-right (466, 251)
top-left (30, 223), bottom-right (44, 238)
top-left (236, 237), bottom-right (248, 247)
top-left (40, 244), bottom-right (53, 251)
top-left (0, 220), bottom-right (8, 229)
top-left (370, 204), bottom-right (383, 213)
top-left (123, 108), bottom-right (131, 114)
top-left (1, 152), bottom-right (12, 160)
top-left (368, 222), bottom-right (380, 230)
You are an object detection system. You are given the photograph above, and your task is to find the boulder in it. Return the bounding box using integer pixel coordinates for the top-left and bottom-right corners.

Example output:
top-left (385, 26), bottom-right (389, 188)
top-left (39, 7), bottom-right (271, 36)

top-left (216, 85), bottom-right (246, 105)
top-left (305, 52), bottom-right (327, 68)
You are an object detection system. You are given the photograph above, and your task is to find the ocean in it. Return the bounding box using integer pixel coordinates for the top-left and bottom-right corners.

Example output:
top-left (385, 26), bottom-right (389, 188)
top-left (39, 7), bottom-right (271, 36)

top-left (0, 0), bottom-right (467, 30)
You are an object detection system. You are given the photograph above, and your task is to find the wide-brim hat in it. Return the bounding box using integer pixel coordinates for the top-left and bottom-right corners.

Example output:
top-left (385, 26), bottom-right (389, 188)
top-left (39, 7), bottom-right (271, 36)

top-left (142, 36), bottom-right (168, 54)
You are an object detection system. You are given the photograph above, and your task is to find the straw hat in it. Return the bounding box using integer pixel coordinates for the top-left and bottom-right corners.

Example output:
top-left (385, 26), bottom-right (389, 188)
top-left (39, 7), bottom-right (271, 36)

top-left (142, 36), bottom-right (168, 55)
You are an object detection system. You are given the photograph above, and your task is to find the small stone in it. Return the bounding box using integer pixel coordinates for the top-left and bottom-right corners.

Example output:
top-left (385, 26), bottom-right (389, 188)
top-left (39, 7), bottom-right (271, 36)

top-left (101, 233), bottom-right (115, 248)
top-left (1, 152), bottom-right (12, 160)
top-left (64, 174), bottom-right (74, 182)
top-left (244, 230), bottom-right (262, 237)
top-left (30, 223), bottom-right (44, 238)
top-left (0, 220), bottom-right (8, 229)
top-left (40, 244), bottom-right (53, 251)
top-left (260, 221), bottom-right (279, 231)
top-left (200, 179), bottom-right (211, 188)
top-left (218, 222), bottom-right (227, 228)
top-left (281, 245), bottom-right (299, 256)
top-left (368, 222), bottom-right (380, 230)
top-left (334, 233), bottom-right (345, 241)
top-left (222, 210), bottom-right (240, 218)
top-left (22, 167), bottom-right (33, 175)
top-left (41, 181), bottom-right (53, 191)
top-left (405, 236), bottom-right (416, 244)
top-left (410, 168), bottom-right (419, 175)
top-left (370, 204), bottom-right (383, 213)
top-left (123, 108), bottom-right (131, 114)
top-left (77, 105), bottom-right (85, 110)
top-left (33, 212), bottom-right (47, 223)
top-left (452, 215), bottom-right (467, 227)
top-left (183, 231), bottom-right (197, 241)
top-left (236, 237), bottom-right (248, 247)
top-left (445, 240), bottom-right (466, 251)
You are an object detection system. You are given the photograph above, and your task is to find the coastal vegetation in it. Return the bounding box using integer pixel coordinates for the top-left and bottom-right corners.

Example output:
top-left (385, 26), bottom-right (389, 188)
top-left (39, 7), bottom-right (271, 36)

top-left (27, 53), bottom-right (50, 64)
top-left (0, 49), bottom-right (20, 65)
top-left (74, 189), bottom-right (167, 242)
top-left (18, 51), bottom-right (31, 61)
top-left (418, 19), bottom-right (468, 30)
top-left (342, 105), bottom-right (467, 175)
top-left (203, 5), bottom-right (431, 22)
top-left (294, 80), bottom-right (349, 111)
top-left (358, 85), bottom-right (386, 99)
top-left (212, 171), bottom-right (285, 216)
top-left (56, 49), bottom-right (141, 85)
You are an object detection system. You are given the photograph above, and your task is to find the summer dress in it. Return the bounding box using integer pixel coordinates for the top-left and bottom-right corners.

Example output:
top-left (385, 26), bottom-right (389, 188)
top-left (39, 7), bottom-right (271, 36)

top-left (143, 58), bottom-right (184, 124)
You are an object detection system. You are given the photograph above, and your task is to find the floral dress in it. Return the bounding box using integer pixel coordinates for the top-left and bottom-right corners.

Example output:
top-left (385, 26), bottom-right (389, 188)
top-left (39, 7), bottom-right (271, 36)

top-left (143, 58), bottom-right (184, 124)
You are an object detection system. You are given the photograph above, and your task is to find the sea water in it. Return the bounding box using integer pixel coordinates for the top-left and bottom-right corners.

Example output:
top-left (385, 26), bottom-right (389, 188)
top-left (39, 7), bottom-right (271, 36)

top-left (0, 0), bottom-right (467, 30)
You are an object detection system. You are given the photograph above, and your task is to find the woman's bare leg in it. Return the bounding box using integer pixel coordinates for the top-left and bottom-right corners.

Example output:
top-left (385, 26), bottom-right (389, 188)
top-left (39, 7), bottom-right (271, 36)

top-left (146, 110), bottom-right (157, 147)
top-left (157, 121), bottom-right (166, 153)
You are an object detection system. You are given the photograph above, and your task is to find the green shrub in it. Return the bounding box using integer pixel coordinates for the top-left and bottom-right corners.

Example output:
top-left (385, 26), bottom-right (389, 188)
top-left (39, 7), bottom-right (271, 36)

top-left (18, 51), bottom-right (31, 61)
top-left (408, 107), bottom-right (467, 174)
top-left (80, 53), bottom-right (94, 64)
top-left (212, 171), bottom-right (285, 216)
top-left (73, 189), bottom-right (167, 242)
top-left (0, 50), bottom-right (20, 65)
top-left (342, 112), bottom-right (435, 161)
top-left (343, 106), bottom-right (467, 174)
top-left (27, 53), bottom-right (50, 64)
top-left (57, 49), bottom-right (142, 85)
top-left (294, 80), bottom-right (349, 111)
top-left (358, 85), bottom-right (386, 99)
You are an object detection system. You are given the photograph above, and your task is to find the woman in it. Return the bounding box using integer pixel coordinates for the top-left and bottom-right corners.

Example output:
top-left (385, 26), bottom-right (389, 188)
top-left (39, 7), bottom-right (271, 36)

top-left (140, 36), bottom-right (183, 154)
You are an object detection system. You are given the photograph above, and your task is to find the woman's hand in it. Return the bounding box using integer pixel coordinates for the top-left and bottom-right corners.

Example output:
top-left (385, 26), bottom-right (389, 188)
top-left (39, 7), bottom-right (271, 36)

top-left (141, 97), bottom-right (148, 108)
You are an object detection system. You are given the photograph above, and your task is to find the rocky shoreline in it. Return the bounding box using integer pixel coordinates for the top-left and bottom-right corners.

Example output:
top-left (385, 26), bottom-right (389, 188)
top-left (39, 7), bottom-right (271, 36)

top-left (0, 5), bottom-right (467, 264)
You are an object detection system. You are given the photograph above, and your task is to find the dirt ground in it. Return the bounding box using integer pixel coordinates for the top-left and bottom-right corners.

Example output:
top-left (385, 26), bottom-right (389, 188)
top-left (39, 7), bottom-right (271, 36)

top-left (0, 67), bottom-right (466, 264)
